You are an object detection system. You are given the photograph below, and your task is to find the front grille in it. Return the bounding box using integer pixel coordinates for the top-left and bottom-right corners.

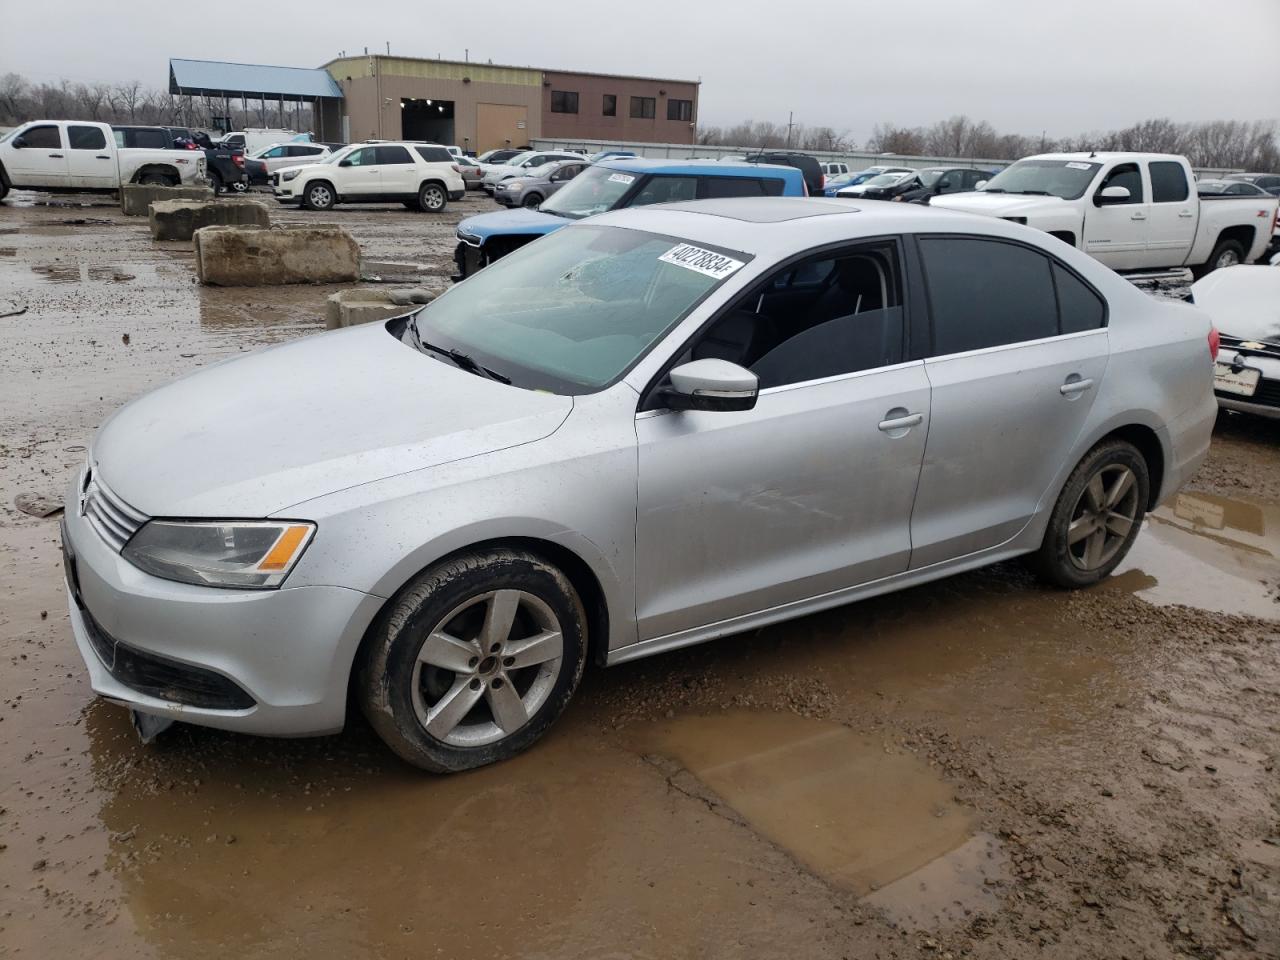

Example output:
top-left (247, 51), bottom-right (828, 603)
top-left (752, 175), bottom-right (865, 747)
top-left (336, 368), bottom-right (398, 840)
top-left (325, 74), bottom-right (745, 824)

top-left (1250, 378), bottom-right (1280, 408)
top-left (81, 605), bottom-right (255, 711)
top-left (81, 469), bottom-right (149, 553)
top-left (271, 172), bottom-right (280, 187)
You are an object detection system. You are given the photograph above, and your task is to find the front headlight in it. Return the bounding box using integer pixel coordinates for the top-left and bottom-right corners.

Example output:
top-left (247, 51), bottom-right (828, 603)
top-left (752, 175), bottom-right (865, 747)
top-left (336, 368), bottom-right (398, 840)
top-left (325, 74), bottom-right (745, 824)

top-left (282, 169), bottom-right (301, 182)
top-left (122, 520), bottom-right (315, 589)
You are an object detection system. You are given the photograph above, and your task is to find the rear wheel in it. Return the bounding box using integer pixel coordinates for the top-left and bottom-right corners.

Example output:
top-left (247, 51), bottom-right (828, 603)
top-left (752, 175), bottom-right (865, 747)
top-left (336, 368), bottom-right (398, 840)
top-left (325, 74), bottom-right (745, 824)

top-left (358, 548), bottom-right (588, 773)
top-left (139, 171), bottom-right (176, 187)
top-left (417, 182), bottom-right (447, 213)
top-left (0, 178), bottom-right (8, 202)
top-left (303, 180), bottom-right (335, 211)
top-left (1192, 238), bottom-right (1245, 278)
top-left (208, 170), bottom-right (224, 196)
top-left (1030, 440), bottom-right (1149, 589)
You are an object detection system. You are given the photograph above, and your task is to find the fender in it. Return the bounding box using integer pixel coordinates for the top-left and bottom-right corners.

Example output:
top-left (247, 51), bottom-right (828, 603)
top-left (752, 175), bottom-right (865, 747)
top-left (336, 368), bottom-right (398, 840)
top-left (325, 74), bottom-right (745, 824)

top-left (0, 159), bottom-right (10, 189)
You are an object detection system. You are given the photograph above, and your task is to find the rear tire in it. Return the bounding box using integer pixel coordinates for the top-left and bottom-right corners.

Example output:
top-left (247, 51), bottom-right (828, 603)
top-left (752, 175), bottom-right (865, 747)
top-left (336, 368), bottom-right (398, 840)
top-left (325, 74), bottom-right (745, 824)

top-left (0, 178), bottom-right (8, 202)
top-left (1192, 238), bottom-right (1245, 278)
top-left (417, 182), bottom-right (447, 213)
top-left (1029, 439), bottom-right (1149, 589)
top-left (303, 180), bottom-right (335, 211)
top-left (208, 170), bottom-right (223, 196)
top-left (139, 171), bottom-right (176, 187)
top-left (358, 548), bottom-right (588, 773)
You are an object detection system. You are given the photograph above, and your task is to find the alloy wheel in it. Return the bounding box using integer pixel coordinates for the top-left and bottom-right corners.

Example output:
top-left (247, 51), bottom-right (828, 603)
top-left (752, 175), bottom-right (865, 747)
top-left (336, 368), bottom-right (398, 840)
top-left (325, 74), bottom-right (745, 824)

top-left (1217, 248), bottom-right (1241, 269)
top-left (1066, 464), bottom-right (1140, 570)
top-left (411, 589), bottom-right (564, 747)
top-left (309, 185), bottom-right (332, 208)
top-left (422, 186), bottom-right (445, 211)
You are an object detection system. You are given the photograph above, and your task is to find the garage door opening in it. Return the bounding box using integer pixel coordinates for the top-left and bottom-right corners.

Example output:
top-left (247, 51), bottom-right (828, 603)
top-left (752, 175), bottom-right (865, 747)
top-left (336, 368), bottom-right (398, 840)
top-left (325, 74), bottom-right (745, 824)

top-left (402, 98), bottom-right (455, 145)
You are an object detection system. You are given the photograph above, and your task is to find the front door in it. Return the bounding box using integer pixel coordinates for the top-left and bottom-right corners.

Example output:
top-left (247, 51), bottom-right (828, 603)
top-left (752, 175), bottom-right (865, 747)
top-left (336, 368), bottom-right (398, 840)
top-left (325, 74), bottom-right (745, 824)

top-left (1083, 162), bottom-right (1150, 270)
top-left (7, 123), bottom-right (69, 187)
top-left (336, 146), bottom-right (382, 196)
top-left (909, 235), bottom-right (1110, 568)
top-left (66, 125), bottom-right (115, 188)
top-left (635, 240), bottom-right (929, 642)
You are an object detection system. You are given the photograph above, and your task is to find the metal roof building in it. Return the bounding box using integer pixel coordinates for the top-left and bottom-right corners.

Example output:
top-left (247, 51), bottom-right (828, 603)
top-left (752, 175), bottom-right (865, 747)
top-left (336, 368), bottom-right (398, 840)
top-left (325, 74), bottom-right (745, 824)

top-left (169, 59), bottom-right (345, 140)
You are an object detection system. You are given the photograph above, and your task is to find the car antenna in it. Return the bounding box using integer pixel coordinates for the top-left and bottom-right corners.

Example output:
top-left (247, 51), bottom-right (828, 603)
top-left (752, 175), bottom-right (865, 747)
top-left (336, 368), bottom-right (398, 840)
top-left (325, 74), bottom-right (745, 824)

top-left (1089, 150), bottom-right (1096, 158)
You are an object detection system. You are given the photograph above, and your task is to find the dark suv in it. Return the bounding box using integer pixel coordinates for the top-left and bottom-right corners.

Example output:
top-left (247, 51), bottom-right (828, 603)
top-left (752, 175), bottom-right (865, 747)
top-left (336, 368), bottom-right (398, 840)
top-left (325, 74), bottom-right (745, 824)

top-left (862, 167), bottom-right (993, 204)
top-left (744, 151), bottom-right (824, 195)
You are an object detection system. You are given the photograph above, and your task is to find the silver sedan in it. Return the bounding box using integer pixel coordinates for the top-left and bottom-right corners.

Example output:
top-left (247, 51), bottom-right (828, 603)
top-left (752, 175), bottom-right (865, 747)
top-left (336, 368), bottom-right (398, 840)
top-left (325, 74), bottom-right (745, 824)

top-left (62, 198), bottom-right (1216, 772)
top-left (492, 159), bottom-right (588, 208)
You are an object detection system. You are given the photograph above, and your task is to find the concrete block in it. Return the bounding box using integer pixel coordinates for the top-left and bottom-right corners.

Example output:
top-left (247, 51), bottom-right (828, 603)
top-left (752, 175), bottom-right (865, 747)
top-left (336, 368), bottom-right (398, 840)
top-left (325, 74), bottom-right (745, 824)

top-left (120, 183), bottom-right (214, 216)
top-left (193, 225), bottom-right (361, 286)
top-left (325, 288), bottom-right (433, 329)
top-left (148, 199), bottom-right (271, 242)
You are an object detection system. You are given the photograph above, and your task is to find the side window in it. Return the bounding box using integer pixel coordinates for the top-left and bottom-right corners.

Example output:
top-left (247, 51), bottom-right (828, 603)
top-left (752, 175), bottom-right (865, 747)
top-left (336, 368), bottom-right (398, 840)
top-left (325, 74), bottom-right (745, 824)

top-left (375, 145), bottom-right (413, 164)
top-left (1053, 263), bottom-right (1107, 334)
top-left (698, 177), bottom-right (767, 199)
top-left (759, 177), bottom-right (786, 196)
top-left (682, 243), bottom-right (905, 389)
top-left (22, 125), bottom-right (63, 149)
top-left (936, 171), bottom-right (962, 194)
top-left (135, 129), bottom-right (169, 149)
top-left (919, 237), bottom-right (1058, 355)
top-left (630, 175), bottom-right (697, 205)
top-left (264, 146), bottom-right (287, 158)
top-left (1149, 161), bottom-right (1189, 203)
top-left (113, 130), bottom-right (126, 148)
top-left (68, 125), bottom-right (106, 150)
top-left (550, 91), bottom-right (579, 114)
top-left (602, 94), bottom-right (616, 117)
top-left (630, 96), bottom-right (656, 119)
top-left (966, 170), bottom-right (987, 188)
top-left (413, 146), bottom-right (452, 163)
top-left (551, 164), bottom-right (582, 182)
top-left (346, 147), bottom-right (376, 166)
top-left (1097, 163), bottom-right (1144, 204)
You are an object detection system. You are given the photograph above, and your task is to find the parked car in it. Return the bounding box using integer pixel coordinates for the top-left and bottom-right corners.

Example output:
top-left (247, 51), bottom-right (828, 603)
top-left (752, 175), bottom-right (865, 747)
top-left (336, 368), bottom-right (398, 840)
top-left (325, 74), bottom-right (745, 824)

top-left (0, 120), bottom-right (206, 199)
top-left (744, 150), bottom-right (824, 195)
top-left (219, 128), bottom-right (301, 154)
top-left (455, 155), bottom-right (485, 190)
top-left (860, 167), bottom-right (993, 203)
top-left (477, 148), bottom-right (522, 165)
top-left (272, 142), bottom-right (465, 212)
top-left (822, 166), bottom-right (913, 198)
top-left (836, 170), bottom-right (916, 198)
top-left (481, 150), bottom-right (586, 193)
top-left (588, 150), bottom-right (637, 163)
top-left (1190, 265), bottom-right (1280, 418)
top-left (455, 157), bottom-right (804, 277)
top-left (932, 152), bottom-right (1280, 277)
top-left (1196, 178), bottom-right (1272, 197)
top-left (244, 142), bottom-right (333, 186)
top-left (492, 158), bottom-right (587, 208)
top-left (821, 161), bottom-right (850, 177)
top-left (1223, 172), bottom-right (1280, 197)
top-left (112, 125), bottom-right (191, 151)
top-left (62, 197), bottom-right (1216, 771)
top-left (203, 145), bottom-right (248, 195)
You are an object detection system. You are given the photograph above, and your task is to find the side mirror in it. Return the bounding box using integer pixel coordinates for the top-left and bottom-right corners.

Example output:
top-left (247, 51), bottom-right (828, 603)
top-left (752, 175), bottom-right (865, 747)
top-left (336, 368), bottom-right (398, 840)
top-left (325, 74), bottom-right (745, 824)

top-left (974, 180), bottom-right (988, 190)
top-left (658, 359), bottom-right (759, 412)
top-left (1096, 185), bottom-right (1131, 205)
top-left (339, 159), bottom-right (353, 167)
top-left (12, 136), bottom-right (26, 149)
top-left (938, 179), bottom-right (952, 190)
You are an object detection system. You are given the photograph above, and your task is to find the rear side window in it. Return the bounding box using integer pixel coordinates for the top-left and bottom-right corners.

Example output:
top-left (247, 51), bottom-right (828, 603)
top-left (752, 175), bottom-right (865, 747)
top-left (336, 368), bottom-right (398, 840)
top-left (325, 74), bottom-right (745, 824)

top-left (630, 175), bottom-right (697, 205)
top-left (699, 177), bottom-right (769, 199)
top-left (1149, 161), bottom-right (1189, 203)
top-left (1054, 264), bottom-right (1107, 334)
top-left (414, 146), bottom-right (453, 163)
top-left (21, 125), bottom-right (62, 149)
top-left (376, 145), bottom-right (413, 164)
top-left (131, 129), bottom-right (169, 149)
top-left (919, 237), bottom-right (1059, 355)
top-left (68, 125), bottom-right (106, 150)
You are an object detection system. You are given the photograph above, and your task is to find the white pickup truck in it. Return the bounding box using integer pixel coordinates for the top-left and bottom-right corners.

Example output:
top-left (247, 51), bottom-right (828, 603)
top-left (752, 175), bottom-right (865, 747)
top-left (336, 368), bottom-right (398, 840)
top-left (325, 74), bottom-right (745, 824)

top-left (932, 152), bottom-right (1279, 277)
top-left (0, 120), bottom-right (206, 201)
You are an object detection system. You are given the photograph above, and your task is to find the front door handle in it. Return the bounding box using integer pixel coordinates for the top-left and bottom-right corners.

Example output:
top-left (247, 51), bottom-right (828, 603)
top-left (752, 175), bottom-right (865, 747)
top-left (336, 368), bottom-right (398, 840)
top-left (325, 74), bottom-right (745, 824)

top-left (878, 411), bottom-right (923, 433)
top-left (95, 154), bottom-right (110, 159)
top-left (1130, 212), bottom-right (1146, 221)
top-left (49, 153), bottom-right (64, 158)
top-left (1177, 210), bottom-right (1194, 218)
top-left (1060, 377), bottom-right (1094, 396)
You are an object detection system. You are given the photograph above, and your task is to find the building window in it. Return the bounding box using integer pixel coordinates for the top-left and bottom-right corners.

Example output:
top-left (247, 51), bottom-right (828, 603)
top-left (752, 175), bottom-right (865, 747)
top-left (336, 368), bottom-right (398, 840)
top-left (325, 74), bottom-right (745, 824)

top-left (602, 94), bottom-right (616, 117)
top-left (630, 96), bottom-right (656, 119)
top-left (667, 99), bottom-right (693, 122)
top-left (550, 91), bottom-right (579, 114)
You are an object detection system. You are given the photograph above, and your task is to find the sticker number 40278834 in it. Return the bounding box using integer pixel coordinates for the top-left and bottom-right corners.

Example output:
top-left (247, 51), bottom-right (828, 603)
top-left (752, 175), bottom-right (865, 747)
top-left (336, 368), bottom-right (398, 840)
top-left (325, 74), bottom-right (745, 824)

top-left (658, 243), bottom-right (745, 280)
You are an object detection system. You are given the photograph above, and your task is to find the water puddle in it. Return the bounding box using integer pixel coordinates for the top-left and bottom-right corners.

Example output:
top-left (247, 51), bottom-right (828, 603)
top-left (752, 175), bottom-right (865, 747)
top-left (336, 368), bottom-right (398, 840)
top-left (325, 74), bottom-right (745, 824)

top-left (863, 832), bottom-right (1008, 930)
top-left (1116, 491), bottom-right (1280, 619)
top-left (31, 262), bottom-right (136, 283)
top-left (647, 711), bottom-right (980, 896)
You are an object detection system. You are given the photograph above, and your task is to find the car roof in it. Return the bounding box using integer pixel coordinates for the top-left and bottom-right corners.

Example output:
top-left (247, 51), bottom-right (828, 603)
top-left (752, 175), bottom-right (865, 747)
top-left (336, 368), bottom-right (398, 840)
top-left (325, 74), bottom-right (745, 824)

top-left (1022, 151), bottom-right (1187, 163)
top-left (598, 157), bottom-right (803, 181)
top-left (585, 196), bottom-right (1045, 258)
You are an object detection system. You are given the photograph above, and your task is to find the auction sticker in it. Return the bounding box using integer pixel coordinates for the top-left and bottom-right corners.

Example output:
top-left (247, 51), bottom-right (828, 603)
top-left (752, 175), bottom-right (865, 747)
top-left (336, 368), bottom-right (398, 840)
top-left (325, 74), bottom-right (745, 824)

top-left (659, 244), bottom-right (745, 280)
top-left (1065, 161), bottom-right (1093, 170)
top-left (607, 173), bottom-right (635, 184)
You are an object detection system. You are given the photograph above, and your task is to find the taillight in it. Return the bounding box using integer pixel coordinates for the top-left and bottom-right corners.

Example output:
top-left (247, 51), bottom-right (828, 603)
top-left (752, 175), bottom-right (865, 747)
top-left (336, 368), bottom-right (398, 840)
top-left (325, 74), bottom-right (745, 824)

top-left (820, 173), bottom-right (826, 190)
top-left (232, 154), bottom-right (244, 167)
top-left (1208, 327), bottom-right (1220, 360)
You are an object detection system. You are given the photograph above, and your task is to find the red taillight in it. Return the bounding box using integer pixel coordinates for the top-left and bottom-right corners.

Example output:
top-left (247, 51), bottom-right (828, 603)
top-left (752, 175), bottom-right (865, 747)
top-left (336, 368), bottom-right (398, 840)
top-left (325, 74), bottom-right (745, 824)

top-left (820, 173), bottom-right (826, 190)
top-left (232, 154), bottom-right (244, 167)
top-left (1208, 327), bottom-right (1220, 360)
top-left (185, 142), bottom-right (198, 150)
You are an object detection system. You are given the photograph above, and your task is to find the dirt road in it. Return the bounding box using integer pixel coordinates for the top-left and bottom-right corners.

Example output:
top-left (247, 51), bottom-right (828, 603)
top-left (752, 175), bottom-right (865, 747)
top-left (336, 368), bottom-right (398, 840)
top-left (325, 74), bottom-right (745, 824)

top-left (1, 195), bottom-right (1278, 960)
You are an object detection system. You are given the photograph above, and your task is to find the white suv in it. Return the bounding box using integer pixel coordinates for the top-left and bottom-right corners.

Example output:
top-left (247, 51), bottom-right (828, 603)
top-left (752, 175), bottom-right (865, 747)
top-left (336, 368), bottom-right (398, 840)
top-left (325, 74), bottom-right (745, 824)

top-left (273, 142), bottom-right (466, 212)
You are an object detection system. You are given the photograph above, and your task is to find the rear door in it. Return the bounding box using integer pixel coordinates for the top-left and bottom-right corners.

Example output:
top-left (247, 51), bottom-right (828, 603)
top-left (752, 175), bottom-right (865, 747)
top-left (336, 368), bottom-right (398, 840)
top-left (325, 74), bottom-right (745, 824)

top-left (1144, 160), bottom-right (1197, 267)
top-left (375, 145), bottom-right (417, 194)
top-left (908, 235), bottom-right (1109, 568)
top-left (7, 123), bottom-right (69, 187)
top-left (1083, 162), bottom-right (1150, 269)
top-left (66, 125), bottom-right (115, 188)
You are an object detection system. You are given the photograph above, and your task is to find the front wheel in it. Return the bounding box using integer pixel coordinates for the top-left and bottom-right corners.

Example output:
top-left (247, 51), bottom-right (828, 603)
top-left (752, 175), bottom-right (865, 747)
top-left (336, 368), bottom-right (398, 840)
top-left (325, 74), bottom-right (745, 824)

top-left (358, 548), bottom-right (588, 772)
top-left (303, 181), bottom-right (335, 211)
top-left (139, 171), bottom-right (176, 187)
top-left (417, 182), bottom-right (447, 213)
top-left (522, 192), bottom-right (543, 208)
top-left (1029, 439), bottom-right (1149, 589)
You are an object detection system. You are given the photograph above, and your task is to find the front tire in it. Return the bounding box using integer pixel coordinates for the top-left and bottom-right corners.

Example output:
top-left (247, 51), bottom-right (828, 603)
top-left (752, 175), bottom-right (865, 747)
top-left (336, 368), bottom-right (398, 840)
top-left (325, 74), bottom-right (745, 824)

top-left (522, 192), bottom-right (543, 208)
top-left (358, 548), bottom-right (588, 773)
top-left (1030, 440), bottom-right (1149, 588)
top-left (303, 180), bottom-right (335, 211)
top-left (417, 182), bottom-right (447, 213)
top-left (139, 171), bottom-right (176, 187)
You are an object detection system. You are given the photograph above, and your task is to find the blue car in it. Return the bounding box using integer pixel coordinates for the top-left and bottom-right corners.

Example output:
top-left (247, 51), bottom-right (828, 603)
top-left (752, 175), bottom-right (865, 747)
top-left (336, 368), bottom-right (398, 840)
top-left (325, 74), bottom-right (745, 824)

top-left (822, 166), bottom-right (914, 198)
top-left (587, 150), bottom-right (637, 163)
top-left (454, 157), bottom-right (805, 278)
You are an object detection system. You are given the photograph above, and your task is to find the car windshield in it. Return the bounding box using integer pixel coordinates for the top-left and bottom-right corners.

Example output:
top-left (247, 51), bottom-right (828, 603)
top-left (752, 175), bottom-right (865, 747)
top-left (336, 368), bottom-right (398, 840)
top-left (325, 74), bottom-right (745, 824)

top-left (404, 225), bottom-right (747, 393)
top-left (863, 173), bottom-right (908, 187)
top-left (321, 145), bottom-right (358, 165)
top-left (538, 166), bottom-right (638, 220)
top-left (917, 169), bottom-right (946, 186)
top-left (980, 159), bottom-right (1101, 199)
top-left (826, 173), bottom-right (855, 187)
top-left (502, 151), bottom-right (536, 168)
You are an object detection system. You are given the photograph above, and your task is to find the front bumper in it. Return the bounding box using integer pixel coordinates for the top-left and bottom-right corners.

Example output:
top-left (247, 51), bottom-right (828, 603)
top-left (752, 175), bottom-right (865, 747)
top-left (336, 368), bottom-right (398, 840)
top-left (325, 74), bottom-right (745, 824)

top-left (61, 481), bottom-right (383, 737)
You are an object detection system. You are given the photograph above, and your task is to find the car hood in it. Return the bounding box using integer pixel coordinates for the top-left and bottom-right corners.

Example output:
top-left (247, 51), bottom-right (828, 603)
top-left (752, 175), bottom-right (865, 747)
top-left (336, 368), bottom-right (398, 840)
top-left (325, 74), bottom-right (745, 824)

top-left (482, 164), bottom-right (524, 181)
top-left (930, 193), bottom-right (1070, 217)
top-left (92, 321), bottom-right (573, 518)
top-left (457, 207), bottom-right (569, 241)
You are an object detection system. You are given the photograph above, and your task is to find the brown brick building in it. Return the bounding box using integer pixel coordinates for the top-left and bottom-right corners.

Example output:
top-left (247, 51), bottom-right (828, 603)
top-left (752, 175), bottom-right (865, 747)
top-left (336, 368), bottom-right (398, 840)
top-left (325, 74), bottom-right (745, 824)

top-left (323, 55), bottom-right (698, 153)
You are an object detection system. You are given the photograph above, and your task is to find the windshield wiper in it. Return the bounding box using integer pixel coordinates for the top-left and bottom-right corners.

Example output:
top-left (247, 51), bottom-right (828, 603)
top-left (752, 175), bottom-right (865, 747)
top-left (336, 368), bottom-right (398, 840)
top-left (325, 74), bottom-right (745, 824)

top-left (981, 187), bottom-right (1006, 193)
top-left (408, 316), bottom-right (511, 384)
top-left (1012, 189), bottom-right (1052, 196)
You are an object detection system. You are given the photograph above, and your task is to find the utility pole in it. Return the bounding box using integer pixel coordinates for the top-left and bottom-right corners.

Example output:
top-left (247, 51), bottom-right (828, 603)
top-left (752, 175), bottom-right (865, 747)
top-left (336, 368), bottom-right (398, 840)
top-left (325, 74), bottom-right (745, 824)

top-left (786, 111), bottom-right (795, 149)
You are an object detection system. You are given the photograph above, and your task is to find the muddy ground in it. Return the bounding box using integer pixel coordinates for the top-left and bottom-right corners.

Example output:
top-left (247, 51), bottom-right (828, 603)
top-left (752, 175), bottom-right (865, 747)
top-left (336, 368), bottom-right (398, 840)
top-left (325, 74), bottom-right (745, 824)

top-left (1, 192), bottom-right (1278, 960)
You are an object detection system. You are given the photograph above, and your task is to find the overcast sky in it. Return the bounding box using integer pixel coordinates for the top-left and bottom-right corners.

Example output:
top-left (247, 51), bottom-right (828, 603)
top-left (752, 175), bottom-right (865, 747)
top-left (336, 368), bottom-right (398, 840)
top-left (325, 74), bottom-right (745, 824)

top-left (4, 0), bottom-right (1278, 141)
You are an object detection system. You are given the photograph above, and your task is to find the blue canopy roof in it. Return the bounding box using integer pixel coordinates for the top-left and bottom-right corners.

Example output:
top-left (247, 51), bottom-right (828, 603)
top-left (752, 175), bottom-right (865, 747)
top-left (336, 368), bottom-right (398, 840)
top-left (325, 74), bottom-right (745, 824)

top-left (169, 59), bottom-right (343, 100)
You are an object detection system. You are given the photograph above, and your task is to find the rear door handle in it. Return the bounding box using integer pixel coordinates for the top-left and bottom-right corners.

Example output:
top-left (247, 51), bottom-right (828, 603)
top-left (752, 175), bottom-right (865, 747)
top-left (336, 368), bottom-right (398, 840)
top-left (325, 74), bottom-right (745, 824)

top-left (49, 153), bottom-right (64, 158)
top-left (878, 412), bottom-right (923, 432)
top-left (1130, 213), bottom-right (1146, 221)
top-left (1060, 378), bottom-right (1094, 396)
top-left (1177, 211), bottom-right (1194, 218)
